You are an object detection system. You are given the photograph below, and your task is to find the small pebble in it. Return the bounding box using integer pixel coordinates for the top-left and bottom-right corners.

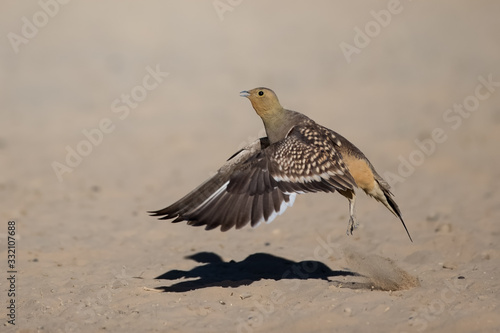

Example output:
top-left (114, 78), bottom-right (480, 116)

top-left (240, 293), bottom-right (252, 300)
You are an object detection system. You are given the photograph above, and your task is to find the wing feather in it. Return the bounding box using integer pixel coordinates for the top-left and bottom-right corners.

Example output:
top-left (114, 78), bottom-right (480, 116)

top-left (150, 122), bottom-right (358, 231)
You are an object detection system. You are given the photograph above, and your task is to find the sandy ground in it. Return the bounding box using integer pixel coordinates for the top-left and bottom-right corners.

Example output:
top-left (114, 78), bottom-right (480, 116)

top-left (1, 1), bottom-right (500, 332)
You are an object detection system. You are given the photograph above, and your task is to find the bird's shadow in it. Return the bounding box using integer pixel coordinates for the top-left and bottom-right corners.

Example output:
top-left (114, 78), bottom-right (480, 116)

top-left (154, 252), bottom-right (358, 292)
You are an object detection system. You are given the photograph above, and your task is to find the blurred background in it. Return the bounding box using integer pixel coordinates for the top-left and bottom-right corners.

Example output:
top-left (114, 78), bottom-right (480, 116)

top-left (2, 1), bottom-right (499, 210)
top-left (2, 0), bottom-right (499, 234)
top-left (1, 1), bottom-right (499, 331)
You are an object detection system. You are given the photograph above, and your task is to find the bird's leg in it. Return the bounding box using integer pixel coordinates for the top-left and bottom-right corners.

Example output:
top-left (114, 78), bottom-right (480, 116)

top-left (346, 196), bottom-right (358, 236)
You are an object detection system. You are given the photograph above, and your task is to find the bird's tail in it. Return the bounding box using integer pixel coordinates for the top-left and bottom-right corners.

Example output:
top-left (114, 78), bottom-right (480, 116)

top-left (379, 186), bottom-right (413, 242)
top-left (366, 175), bottom-right (413, 242)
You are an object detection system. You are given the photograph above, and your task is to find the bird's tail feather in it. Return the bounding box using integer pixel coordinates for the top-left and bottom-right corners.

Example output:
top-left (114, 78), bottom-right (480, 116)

top-left (381, 188), bottom-right (413, 242)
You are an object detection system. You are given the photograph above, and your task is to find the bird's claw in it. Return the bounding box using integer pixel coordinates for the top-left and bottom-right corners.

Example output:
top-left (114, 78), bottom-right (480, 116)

top-left (346, 216), bottom-right (359, 236)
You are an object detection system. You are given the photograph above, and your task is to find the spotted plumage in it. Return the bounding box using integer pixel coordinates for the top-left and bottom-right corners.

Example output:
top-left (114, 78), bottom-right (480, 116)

top-left (267, 124), bottom-right (354, 194)
top-left (150, 87), bottom-right (412, 241)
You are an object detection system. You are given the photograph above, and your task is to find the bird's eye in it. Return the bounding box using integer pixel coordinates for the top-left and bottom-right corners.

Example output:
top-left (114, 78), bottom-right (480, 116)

top-left (258, 91), bottom-right (264, 96)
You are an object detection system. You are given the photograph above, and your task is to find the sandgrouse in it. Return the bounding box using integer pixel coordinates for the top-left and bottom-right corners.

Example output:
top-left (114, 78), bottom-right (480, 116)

top-left (150, 88), bottom-right (412, 241)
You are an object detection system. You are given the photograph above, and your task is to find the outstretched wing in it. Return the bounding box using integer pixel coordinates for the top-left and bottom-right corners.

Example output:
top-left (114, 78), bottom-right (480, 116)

top-left (149, 138), bottom-right (296, 231)
top-left (150, 124), bottom-right (357, 231)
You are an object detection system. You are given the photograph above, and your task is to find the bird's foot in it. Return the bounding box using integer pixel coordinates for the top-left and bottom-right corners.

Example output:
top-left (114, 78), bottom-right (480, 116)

top-left (346, 216), bottom-right (359, 236)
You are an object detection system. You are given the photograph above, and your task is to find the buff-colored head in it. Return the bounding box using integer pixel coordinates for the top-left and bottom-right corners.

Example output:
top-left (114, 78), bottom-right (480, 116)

top-left (240, 87), bottom-right (284, 118)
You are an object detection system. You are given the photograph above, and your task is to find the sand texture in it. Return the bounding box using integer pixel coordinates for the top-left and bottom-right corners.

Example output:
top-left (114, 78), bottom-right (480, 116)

top-left (1, 1), bottom-right (499, 332)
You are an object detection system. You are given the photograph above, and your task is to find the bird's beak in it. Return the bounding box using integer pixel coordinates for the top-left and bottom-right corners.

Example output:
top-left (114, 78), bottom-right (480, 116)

top-left (239, 90), bottom-right (250, 98)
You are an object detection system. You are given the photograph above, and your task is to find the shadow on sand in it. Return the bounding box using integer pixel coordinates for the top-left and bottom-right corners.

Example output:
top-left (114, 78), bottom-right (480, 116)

top-left (154, 251), bottom-right (357, 292)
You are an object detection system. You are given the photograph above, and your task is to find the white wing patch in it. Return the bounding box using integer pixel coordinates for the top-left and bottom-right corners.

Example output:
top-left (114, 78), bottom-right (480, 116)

top-left (251, 193), bottom-right (297, 228)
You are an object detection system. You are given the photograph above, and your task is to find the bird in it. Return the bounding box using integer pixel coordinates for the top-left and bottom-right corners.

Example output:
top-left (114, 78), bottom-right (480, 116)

top-left (149, 87), bottom-right (412, 241)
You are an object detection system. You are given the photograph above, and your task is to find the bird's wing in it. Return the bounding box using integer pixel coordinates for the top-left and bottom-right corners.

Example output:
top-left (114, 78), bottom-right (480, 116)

top-left (265, 124), bottom-right (357, 194)
top-left (150, 124), bottom-right (357, 231)
top-left (149, 137), bottom-right (296, 231)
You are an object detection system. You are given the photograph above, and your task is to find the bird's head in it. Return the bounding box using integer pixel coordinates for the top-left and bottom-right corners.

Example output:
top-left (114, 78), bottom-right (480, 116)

top-left (240, 87), bottom-right (284, 118)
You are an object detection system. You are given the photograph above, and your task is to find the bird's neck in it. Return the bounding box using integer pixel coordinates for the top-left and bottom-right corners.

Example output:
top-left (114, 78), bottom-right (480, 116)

top-left (260, 108), bottom-right (298, 144)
